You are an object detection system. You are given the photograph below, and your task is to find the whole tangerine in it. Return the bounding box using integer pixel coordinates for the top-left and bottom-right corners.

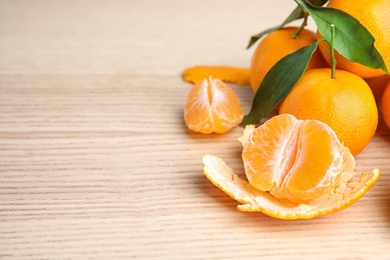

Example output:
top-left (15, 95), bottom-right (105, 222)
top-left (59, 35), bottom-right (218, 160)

top-left (317, 0), bottom-right (390, 78)
top-left (365, 74), bottom-right (390, 103)
top-left (279, 68), bottom-right (378, 156)
top-left (250, 27), bottom-right (327, 92)
top-left (381, 80), bottom-right (390, 130)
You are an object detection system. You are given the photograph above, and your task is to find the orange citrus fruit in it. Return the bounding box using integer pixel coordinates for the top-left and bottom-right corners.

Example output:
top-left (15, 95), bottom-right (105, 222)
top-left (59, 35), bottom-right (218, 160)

top-left (365, 74), bottom-right (390, 103)
top-left (317, 0), bottom-right (390, 78)
top-left (250, 26), bottom-right (327, 92)
top-left (241, 114), bottom-right (348, 203)
top-left (184, 77), bottom-right (243, 134)
top-left (279, 69), bottom-right (378, 156)
top-left (203, 114), bottom-right (380, 220)
top-left (381, 80), bottom-right (390, 129)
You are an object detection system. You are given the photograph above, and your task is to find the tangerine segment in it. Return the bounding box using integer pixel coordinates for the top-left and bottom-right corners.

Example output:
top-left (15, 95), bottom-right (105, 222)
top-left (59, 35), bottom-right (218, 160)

top-left (241, 114), bottom-right (346, 204)
top-left (282, 120), bottom-right (344, 202)
top-left (184, 77), bottom-right (243, 134)
top-left (203, 154), bottom-right (380, 220)
top-left (241, 114), bottom-right (299, 193)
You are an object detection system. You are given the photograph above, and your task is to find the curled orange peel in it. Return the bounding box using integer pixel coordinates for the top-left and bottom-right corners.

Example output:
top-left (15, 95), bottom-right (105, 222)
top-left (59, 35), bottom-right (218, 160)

top-left (203, 154), bottom-right (379, 220)
top-left (182, 66), bottom-right (250, 86)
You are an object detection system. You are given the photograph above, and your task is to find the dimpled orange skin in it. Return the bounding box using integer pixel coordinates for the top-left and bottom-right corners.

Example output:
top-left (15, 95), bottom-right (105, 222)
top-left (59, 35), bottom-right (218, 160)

top-left (317, 0), bottom-right (390, 78)
top-left (250, 27), bottom-right (327, 92)
top-left (279, 68), bottom-right (378, 156)
top-left (381, 80), bottom-right (390, 129)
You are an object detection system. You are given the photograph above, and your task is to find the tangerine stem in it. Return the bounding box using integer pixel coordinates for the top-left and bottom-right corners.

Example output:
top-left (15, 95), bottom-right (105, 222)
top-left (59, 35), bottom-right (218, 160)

top-left (293, 12), bottom-right (308, 38)
top-left (330, 24), bottom-right (336, 79)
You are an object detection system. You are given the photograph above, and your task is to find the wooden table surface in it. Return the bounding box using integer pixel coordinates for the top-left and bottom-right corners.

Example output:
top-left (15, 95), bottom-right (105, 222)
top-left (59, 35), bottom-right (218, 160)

top-left (1, 0), bottom-right (390, 259)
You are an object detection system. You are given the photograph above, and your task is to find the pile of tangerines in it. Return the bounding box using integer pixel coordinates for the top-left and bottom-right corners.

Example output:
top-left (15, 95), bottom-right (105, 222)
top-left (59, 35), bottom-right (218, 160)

top-left (183, 0), bottom-right (388, 219)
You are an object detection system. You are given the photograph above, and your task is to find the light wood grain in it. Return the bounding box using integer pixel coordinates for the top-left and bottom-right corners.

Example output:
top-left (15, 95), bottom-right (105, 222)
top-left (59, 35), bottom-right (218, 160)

top-left (1, 0), bottom-right (390, 259)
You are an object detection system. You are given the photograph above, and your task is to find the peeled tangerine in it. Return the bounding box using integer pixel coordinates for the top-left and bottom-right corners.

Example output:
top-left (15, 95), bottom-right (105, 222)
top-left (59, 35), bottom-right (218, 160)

top-left (203, 114), bottom-right (380, 220)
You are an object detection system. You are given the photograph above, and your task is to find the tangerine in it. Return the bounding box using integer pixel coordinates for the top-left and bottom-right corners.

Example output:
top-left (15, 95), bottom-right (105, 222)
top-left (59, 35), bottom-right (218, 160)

top-left (203, 114), bottom-right (380, 220)
top-left (365, 74), bottom-right (390, 103)
top-left (241, 114), bottom-right (347, 204)
top-left (317, 0), bottom-right (390, 78)
top-left (250, 26), bottom-right (327, 92)
top-left (381, 80), bottom-right (390, 129)
top-left (279, 69), bottom-right (378, 156)
top-left (184, 77), bottom-right (243, 134)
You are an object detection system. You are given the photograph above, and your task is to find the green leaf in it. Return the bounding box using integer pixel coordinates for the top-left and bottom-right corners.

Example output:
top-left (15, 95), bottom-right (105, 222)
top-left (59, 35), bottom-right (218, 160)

top-left (247, 26), bottom-right (279, 49)
top-left (242, 42), bottom-right (319, 125)
top-left (246, 0), bottom-right (328, 49)
top-left (295, 0), bottom-right (389, 73)
top-left (247, 6), bottom-right (304, 49)
top-left (307, 0), bottom-right (328, 6)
